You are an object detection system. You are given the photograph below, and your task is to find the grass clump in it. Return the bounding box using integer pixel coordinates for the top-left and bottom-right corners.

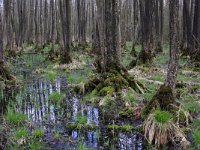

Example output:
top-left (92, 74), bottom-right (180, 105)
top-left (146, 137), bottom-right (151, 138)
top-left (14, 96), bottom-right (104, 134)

top-left (144, 110), bottom-right (189, 148)
top-left (29, 140), bottom-right (45, 150)
top-left (15, 127), bottom-right (29, 139)
top-left (184, 102), bottom-right (200, 113)
top-left (47, 70), bottom-right (56, 81)
top-left (123, 88), bottom-right (136, 105)
top-left (192, 130), bottom-right (200, 148)
top-left (32, 128), bottom-right (45, 139)
top-left (76, 115), bottom-right (87, 124)
top-left (49, 92), bottom-right (62, 105)
top-left (154, 110), bottom-right (173, 124)
top-left (6, 110), bottom-right (27, 126)
top-left (67, 72), bottom-right (87, 84)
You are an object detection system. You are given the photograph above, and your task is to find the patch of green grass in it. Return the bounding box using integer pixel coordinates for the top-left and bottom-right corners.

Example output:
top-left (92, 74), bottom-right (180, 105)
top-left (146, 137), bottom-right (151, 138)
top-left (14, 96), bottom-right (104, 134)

top-left (53, 131), bottom-right (60, 140)
top-left (76, 116), bottom-right (87, 124)
top-left (15, 127), bottom-right (29, 139)
top-left (49, 92), bottom-right (62, 105)
top-left (47, 70), bottom-right (56, 81)
top-left (6, 110), bottom-right (27, 126)
top-left (83, 89), bottom-right (99, 103)
top-left (154, 110), bottom-right (173, 124)
top-left (32, 128), bottom-right (45, 139)
top-left (123, 88), bottom-right (136, 104)
top-left (192, 130), bottom-right (200, 147)
top-left (193, 119), bottom-right (200, 130)
top-left (78, 142), bottom-right (88, 150)
top-left (184, 102), bottom-right (200, 113)
top-left (29, 140), bottom-right (45, 150)
top-left (150, 74), bottom-right (165, 82)
top-left (67, 73), bottom-right (87, 84)
top-left (99, 86), bottom-right (115, 96)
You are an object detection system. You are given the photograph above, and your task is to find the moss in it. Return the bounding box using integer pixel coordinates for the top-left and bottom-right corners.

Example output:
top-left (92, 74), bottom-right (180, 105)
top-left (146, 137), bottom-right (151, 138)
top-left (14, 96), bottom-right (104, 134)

top-left (143, 84), bottom-right (175, 117)
top-left (106, 124), bottom-right (143, 132)
top-left (66, 123), bottom-right (97, 130)
top-left (99, 86), bottom-right (115, 96)
top-left (119, 108), bottom-right (134, 118)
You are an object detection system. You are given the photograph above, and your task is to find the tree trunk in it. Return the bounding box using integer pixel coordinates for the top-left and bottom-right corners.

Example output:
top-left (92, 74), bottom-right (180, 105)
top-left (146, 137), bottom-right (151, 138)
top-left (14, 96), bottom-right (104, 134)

top-left (105, 0), bottom-right (121, 71)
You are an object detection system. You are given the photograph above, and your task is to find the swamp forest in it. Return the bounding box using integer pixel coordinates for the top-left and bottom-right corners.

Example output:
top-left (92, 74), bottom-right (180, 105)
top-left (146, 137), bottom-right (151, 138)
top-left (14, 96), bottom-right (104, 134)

top-left (0, 0), bottom-right (200, 149)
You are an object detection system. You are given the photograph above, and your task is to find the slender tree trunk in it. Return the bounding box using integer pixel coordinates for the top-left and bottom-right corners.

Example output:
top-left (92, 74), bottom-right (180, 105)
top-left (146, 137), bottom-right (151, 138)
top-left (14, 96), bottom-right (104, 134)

top-left (166, 0), bottom-right (180, 89)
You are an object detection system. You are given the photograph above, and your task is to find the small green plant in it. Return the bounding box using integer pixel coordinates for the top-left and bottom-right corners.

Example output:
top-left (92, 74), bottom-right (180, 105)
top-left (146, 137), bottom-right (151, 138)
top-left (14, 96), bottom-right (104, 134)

top-left (47, 71), bottom-right (56, 81)
top-left (76, 116), bottom-right (87, 124)
top-left (192, 130), bottom-right (200, 148)
top-left (49, 92), bottom-right (62, 105)
top-left (15, 127), bottom-right (29, 139)
top-left (78, 142), bottom-right (89, 150)
top-left (32, 128), bottom-right (45, 139)
top-left (53, 131), bottom-right (60, 140)
top-left (123, 88), bottom-right (136, 104)
top-left (29, 140), bottom-right (45, 150)
top-left (6, 110), bottom-right (27, 126)
top-left (154, 110), bottom-right (173, 124)
top-left (67, 73), bottom-right (87, 84)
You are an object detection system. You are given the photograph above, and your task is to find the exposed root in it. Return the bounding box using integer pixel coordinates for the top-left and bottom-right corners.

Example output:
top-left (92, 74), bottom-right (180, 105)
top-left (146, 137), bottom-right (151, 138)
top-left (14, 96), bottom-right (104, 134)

top-left (142, 84), bottom-right (176, 117)
top-left (0, 63), bottom-right (16, 89)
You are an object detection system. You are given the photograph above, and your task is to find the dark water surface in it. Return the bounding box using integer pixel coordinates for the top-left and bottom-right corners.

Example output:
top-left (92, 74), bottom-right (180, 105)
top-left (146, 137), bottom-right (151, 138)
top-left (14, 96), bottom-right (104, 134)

top-left (0, 54), bottom-right (144, 149)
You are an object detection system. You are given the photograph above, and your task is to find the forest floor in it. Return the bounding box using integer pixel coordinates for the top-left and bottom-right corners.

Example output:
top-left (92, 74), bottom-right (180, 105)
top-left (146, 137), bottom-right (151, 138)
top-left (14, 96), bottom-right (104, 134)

top-left (0, 43), bottom-right (200, 149)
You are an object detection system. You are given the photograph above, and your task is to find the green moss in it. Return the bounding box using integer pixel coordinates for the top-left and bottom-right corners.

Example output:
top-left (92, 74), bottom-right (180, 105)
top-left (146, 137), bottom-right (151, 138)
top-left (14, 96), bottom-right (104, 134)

top-left (6, 110), bottom-right (27, 126)
top-left (49, 92), bottom-right (62, 105)
top-left (119, 108), bottom-right (134, 118)
top-left (106, 124), bottom-right (141, 132)
top-left (66, 123), bottom-right (97, 130)
top-left (32, 128), bottom-right (45, 139)
top-left (83, 89), bottom-right (99, 103)
top-left (99, 86), bottom-right (115, 96)
top-left (154, 110), bottom-right (173, 124)
top-left (123, 88), bottom-right (136, 104)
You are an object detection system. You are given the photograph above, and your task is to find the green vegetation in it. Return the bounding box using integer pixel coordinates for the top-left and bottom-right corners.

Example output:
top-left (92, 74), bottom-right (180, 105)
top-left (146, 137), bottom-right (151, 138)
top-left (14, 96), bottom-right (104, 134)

top-left (32, 128), bottom-right (45, 139)
top-left (47, 70), bottom-right (56, 81)
top-left (76, 115), bottom-right (87, 124)
top-left (15, 127), bottom-right (29, 139)
top-left (154, 110), bottom-right (173, 124)
top-left (6, 110), bottom-right (27, 126)
top-left (29, 140), bottom-right (45, 150)
top-left (192, 130), bottom-right (200, 148)
top-left (49, 91), bottom-right (63, 105)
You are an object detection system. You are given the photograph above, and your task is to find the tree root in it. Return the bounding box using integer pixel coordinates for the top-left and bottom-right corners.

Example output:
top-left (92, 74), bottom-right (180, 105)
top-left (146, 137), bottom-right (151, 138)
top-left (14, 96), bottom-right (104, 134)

top-left (142, 84), bottom-right (178, 117)
top-left (0, 63), bottom-right (16, 89)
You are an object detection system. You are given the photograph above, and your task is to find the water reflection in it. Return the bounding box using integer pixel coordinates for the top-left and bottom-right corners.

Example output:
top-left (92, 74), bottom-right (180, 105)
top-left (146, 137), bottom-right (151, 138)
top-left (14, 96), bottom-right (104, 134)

top-left (118, 132), bottom-right (143, 150)
top-left (1, 76), bottom-right (144, 149)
